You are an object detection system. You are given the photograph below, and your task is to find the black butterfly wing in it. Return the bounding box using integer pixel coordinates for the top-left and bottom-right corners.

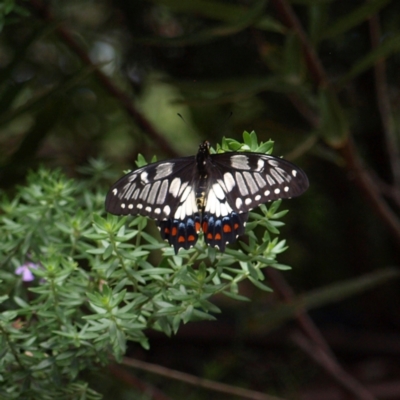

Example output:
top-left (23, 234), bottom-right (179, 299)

top-left (105, 156), bottom-right (198, 220)
top-left (208, 152), bottom-right (309, 213)
top-left (105, 156), bottom-right (203, 253)
top-left (198, 152), bottom-right (308, 251)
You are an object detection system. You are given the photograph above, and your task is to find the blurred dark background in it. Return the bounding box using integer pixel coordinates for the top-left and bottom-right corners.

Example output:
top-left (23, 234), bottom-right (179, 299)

top-left (1, 0), bottom-right (400, 398)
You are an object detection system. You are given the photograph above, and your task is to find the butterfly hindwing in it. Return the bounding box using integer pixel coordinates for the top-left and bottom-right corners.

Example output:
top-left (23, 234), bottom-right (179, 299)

top-left (158, 214), bottom-right (201, 253)
top-left (202, 212), bottom-right (248, 251)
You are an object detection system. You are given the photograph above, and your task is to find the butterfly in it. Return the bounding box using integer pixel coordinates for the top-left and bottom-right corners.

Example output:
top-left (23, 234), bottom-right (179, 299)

top-left (105, 141), bottom-right (309, 254)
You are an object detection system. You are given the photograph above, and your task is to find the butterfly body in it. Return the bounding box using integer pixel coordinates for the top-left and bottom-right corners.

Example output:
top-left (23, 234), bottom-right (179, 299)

top-left (105, 141), bottom-right (308, 253)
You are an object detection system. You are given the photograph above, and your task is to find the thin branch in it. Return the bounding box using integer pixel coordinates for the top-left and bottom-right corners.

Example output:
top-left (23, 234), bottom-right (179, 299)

top-left (371, 170), bottom-right (400, 208)
top-left (121, 357), bottom-right (286, 400)
top-left (290, 331), bottom-right (376, 400)
top-left (265, 268), bottom-right (380, 400)
top-left (339, 137), bottom-right (400, 246)
top-left (108, 364), bottom-right (172, 400)
top-left (369, 14), bottom-right (400, 187)
top-left (28, 0), bottom-right (178, 159)
top-left (265, 268), bottom-right (336, 359)
top-left (269, 0), bottom-right (328, 87)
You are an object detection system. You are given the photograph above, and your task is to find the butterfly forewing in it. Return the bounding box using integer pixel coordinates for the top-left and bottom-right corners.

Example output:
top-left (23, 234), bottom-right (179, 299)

top-left (208, 152), bottom-right (309, 213)
top-left (105, 156), bottom-right (198, 220)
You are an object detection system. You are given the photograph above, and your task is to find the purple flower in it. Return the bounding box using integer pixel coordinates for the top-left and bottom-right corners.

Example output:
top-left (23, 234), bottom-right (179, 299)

top-left (15, 263), bottom-right (38, 282)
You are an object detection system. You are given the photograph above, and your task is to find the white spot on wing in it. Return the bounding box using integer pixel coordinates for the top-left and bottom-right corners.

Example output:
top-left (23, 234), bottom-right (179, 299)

top-left (223, 172), bottom-right (236, 192)
top-left (266, 174), bottom-right (275, 186)
top-left (257, 159), bottom-right (264, 171)
top-left (205, 190), bottom-right (217, 214)
top-left (132, 188), bottom-right (140, 200)
top-left (169, 177), bottom-right (181, 197)
top-left (121, 203), bottom-right (125, 209)
top-left (121, 183), bottom-right (131, 197)
top-left (174, 205), bottom-right (183, 219)
top-left (112, 188), bottom-right (118, 195)
top-left (255, 195), bottom-right (261, 201)
top-left (178, 181), bottom-right (189, 196)
top-left (220, 202), bottom-right (228, 217)
top-left (145, 206), bottom-right (151, 212)
top-left (274, 188), bottom-right (280, 194)
top-left (253, 172), bottom-right (266, 188)
top-left (215, 197), bottom-right (221, 217)
top-left (185, 191), bottom-right (197, 217)
top-left (180, 185), bottom-right (192, 202)
top-left (147, 181), bottom-right (160, 204)
top-left (125, 183), bottom-right (136, 199)
top-left (243, 172), bottom-right (258, 194)
top-left (212, 184), bottom-right (225, 200)
top-left (155, 208), bottom-right (161, 214)
top-left (217, 179), bottom-right (227, 192)
top-left (231, 155), bottom-right (251, 170)
top-left (292, 169), bottom-right (297, 177)
top-left (268, 159), bottom-right (279, 167)
top-left (154, 162), bottom-right (173, 180)
top-left (284, 186), bottom-right (289, 192)
top-left (270, 169), bottom-right (285, 184)
top-left (127, 173), bottom-right (137, 183)
top-left (157, 180), bottom-right (169, 204)
top-left (163, 205), bottom-right (171, 216)
top-left (236, 198), bottom-right (243, 209)
top-left (137, 204), bottom-right (143, 209)
top-left (140, 171), bottom-right (149, 184)
top-left (245, 198), bottom-right (252, 205)
top-left (128, 204), bottom-right (133, 209)
top-left (140, 184), bottom-right (151, 201)
top-left (235, 172), bottom-right (249, 196)
top-left (264, 190), bottom-right (270, 196)
top-left (276, 167), bottom-right (291, 182)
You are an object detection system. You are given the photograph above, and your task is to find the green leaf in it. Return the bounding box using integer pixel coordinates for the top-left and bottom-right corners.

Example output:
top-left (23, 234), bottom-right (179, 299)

top-left (321, 0), bottom-right (391, 40)
top-left (283, 33), bottom-right (304, 82)
top-left (308, 3), bottom-right (329, 44)
top-left (338, 34), bottom-right (400, 86)
top-left (151, 0), bottom-right (284, 34)
top-left (248, 276), bottom-right (273, 292)
top-left (191, 309), bottom-right (217, 321)
top-left (222, 291), bottom-right (251, 302)
top-left (318, 87), bottom-right (349, 147)
top-left (182, 304), bottom-right (194, 323)
top-left (270, 263), bottom-right (292, 271)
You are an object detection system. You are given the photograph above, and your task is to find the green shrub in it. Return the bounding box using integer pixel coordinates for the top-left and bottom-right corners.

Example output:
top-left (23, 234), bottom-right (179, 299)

top-left (0, 134), bottom-right (293, 399)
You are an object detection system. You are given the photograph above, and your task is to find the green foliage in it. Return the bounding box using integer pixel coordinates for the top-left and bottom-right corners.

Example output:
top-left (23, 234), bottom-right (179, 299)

top-left (0, 135), bottom-right (291, 398)
top-left (0, 0), bottom-right (29, 32)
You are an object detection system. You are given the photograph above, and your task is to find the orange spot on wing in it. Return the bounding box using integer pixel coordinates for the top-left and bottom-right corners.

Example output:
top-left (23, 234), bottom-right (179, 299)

top-left (223, 224), bottom-right (232, 233)
top-left (171, 227), bottom-right (178, 236)
top-left (178, 236), bottom-right (185, 243)
top-left (202, 222), bottom-right (208, 233)
top-left (188, 235), bottom-right (195, 242)
top-left (207, 233), bottom-right (213, 240)
top-left (215, 233), bottom-right (221, 240)
top-left (164, 227), bottom-right (170, 234)
top-left (233, 223), bottom-right (239, 230)
top-left (195, 221), bottom-right (201, 232)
